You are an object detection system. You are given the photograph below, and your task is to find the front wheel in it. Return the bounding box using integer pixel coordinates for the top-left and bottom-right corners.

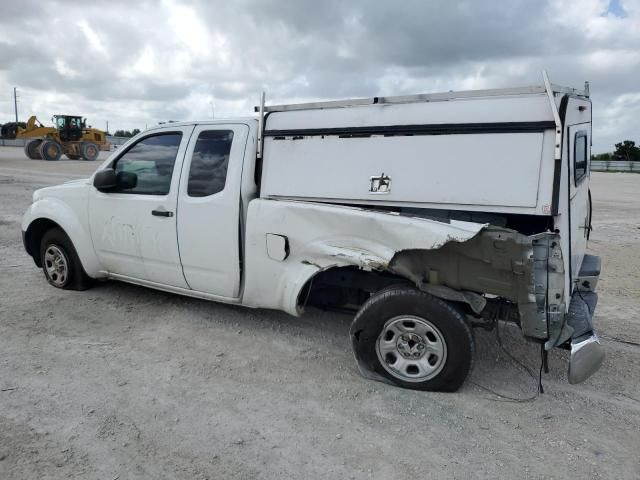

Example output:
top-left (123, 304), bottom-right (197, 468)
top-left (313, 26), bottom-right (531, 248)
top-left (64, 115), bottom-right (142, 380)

top-left (39, 140), bottom-right (63, 161)
top-left (40, 228), bottom-right (91, 290)
top-left (351, 287), bottom-right (474, 392)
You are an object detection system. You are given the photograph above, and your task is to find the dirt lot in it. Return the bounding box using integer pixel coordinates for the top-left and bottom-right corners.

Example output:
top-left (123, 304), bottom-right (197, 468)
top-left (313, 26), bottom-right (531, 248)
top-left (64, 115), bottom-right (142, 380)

top-left (0, 147), bottom-right (638, 479)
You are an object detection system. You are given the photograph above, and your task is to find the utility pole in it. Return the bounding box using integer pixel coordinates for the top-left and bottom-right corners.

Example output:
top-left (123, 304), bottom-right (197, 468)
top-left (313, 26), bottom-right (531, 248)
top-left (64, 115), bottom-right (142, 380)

top-left (106, 120), bottom-right (109, 135)
top-left (13, 87), bottom-right (18, 123)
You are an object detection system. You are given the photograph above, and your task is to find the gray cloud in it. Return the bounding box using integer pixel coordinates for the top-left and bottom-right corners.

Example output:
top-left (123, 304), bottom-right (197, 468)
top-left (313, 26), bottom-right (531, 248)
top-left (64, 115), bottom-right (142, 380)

top-left (0, 0), bottom-right (638, 152)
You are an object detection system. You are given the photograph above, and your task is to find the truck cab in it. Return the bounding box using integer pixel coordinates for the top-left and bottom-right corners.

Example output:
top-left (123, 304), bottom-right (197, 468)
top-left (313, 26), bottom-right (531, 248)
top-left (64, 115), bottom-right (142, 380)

top-left (21, 73), bottom-right (603, 392)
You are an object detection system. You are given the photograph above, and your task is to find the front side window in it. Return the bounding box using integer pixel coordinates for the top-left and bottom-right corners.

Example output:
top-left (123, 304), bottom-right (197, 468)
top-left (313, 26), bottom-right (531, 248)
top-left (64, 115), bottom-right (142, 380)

top-left (187, 130), bottom-right (234, 197)
top-left (114, 132), bottom-right (182, 195)
top-left (574, 131), bottom-right (588, 184)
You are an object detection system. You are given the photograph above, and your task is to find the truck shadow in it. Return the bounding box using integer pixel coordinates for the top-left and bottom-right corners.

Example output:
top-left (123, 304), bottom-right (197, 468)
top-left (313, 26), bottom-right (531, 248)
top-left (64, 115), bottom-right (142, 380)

top-left (86, 279), bottom-right (574, 397)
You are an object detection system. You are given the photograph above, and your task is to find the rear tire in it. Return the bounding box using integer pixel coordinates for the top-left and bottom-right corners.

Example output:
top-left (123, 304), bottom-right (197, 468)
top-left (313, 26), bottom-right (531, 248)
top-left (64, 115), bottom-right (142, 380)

top-left (80, 141), bottom-right (99, 161)
top-left (351, 286), bottom-right (474, 392)
top-left (24, 140), bottom-right (43, 159)
top-left (39, 140), bottom-right (63, 161)
top-left (40, 227), bottom-right (91, 290)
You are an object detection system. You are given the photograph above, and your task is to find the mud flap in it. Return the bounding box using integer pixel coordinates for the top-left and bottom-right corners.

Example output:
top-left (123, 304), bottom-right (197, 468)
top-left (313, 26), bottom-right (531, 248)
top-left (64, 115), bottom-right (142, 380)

top-left (566, 291), bottom-right (605, 384)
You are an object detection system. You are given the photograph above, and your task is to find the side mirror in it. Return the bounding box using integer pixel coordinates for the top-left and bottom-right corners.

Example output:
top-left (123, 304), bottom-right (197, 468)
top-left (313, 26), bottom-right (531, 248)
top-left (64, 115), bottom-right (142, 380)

top-left (93, 170), bottom-right (138, 192)
top-left (93, 169), bottom-right (117, 192)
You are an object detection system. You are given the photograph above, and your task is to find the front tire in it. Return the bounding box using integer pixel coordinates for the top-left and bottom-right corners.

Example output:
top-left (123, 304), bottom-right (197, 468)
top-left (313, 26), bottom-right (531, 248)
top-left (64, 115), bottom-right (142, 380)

top-left (40, 228), bottom-right (91, 290)
top-left (39, 140), bottom-right (63, 161)
top-left (351, 287), bottom-right (474, 392)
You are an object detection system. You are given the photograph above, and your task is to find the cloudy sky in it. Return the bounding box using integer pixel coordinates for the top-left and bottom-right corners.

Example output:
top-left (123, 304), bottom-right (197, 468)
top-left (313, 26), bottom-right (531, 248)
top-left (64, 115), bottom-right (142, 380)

top-left (1, 0), bottom-right (638, 152)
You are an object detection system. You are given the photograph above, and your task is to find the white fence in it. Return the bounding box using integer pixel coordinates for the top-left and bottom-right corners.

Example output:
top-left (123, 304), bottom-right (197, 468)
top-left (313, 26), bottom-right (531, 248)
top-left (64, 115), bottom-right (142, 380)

top-left (591, 160), bottom-right (640, 173)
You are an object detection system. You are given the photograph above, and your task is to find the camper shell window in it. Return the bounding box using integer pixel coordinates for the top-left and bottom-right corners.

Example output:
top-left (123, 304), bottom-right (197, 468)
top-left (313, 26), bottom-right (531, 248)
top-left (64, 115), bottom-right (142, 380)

top-left (574, 131), bottom-right (588, 184)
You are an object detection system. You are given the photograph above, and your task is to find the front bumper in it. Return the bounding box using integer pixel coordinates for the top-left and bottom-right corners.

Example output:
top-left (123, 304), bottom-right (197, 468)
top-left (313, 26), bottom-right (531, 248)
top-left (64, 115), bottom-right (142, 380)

top-left (565, 255), bottom-right (605, 384)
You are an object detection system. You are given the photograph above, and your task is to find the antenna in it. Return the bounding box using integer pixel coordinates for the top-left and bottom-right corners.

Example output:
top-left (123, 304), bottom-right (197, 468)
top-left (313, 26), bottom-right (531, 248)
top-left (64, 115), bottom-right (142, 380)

top-left (256, 91), bottom-right (265, 159)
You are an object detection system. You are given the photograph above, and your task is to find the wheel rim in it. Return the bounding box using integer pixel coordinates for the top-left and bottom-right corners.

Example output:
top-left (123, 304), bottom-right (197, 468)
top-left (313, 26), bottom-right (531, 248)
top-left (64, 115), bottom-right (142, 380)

top-left (376, 315), bottom-right (448, 382)
top-left (86, 145), bottom-right (97, 158)
top-left (44, 245), bottom-right (69, 287)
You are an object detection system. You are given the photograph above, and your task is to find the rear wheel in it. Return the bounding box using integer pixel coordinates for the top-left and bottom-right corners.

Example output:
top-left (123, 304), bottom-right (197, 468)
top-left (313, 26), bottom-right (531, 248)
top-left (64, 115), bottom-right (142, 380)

top-left (80, 141), bottom-right (99, 161)
top-left (351, 286), bottom-right (474, 392)
top-left (40, 227), bottom-right (91, 290)
top-left (39, 140), bottom-right (63, 161)
top-left (24, 139), bottom-right (43, 159)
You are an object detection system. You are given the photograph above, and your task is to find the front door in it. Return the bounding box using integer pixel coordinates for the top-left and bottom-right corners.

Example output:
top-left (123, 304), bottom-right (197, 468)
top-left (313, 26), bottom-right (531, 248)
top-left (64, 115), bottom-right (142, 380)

top-left (176, 123), bottom-right (249, 298)
top-left (89, 126), bottom-right (194, 287)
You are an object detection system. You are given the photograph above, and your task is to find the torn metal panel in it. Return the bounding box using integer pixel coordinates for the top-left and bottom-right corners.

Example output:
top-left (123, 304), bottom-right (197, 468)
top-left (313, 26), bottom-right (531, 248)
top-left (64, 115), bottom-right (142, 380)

top-left (242, 199), bottom-right (486, 315)
top-left (388, 228), bottom-right (564, 341)
top-left (243, 200), bottom-right (565, 344)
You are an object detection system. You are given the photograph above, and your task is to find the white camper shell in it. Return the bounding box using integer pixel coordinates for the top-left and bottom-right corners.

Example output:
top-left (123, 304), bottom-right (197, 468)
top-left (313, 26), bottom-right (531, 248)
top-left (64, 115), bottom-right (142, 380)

top-left (21, 73), bottom-right (604, 391)
top-left (262, 87), bottom-right (563, 215)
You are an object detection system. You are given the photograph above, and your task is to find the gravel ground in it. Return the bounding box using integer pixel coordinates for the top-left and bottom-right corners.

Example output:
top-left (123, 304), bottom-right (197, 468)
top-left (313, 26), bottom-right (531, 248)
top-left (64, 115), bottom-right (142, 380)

top-left (0, 148), bottom-right (638, 479)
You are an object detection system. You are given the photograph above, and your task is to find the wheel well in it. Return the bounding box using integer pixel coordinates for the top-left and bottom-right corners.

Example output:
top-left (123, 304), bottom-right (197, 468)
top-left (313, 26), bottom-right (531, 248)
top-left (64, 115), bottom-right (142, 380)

top-left (24, 218), bottom-right (64, 267)
top-left (297, 266), bottom-right (412, 313)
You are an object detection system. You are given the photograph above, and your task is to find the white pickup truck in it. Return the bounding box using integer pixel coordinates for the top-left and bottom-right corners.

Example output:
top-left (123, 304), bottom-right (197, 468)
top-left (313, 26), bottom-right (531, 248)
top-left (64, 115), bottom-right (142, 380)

top-left (21, 73), bottom-right (604, 391)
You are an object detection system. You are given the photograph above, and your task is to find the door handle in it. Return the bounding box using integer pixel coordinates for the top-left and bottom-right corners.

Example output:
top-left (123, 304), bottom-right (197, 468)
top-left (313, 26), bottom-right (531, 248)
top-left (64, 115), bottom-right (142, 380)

top-left (152, 209), bottom-right (174, 217)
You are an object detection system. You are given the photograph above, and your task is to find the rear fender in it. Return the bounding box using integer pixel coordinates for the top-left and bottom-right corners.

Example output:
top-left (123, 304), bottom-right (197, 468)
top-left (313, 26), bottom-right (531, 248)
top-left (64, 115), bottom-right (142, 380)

top-left (242, 199), bottom-right (487, 315)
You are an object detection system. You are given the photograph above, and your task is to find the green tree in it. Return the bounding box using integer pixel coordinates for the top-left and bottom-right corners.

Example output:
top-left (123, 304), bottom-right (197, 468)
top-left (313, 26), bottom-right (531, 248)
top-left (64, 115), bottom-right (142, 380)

top-left (113, 129), bottom-right (142, 138)
top-left (613, 140), bottom-right (640, 161)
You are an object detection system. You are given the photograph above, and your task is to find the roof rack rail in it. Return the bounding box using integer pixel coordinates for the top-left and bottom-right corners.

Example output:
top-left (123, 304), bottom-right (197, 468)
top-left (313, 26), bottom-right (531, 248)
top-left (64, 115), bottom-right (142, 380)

top-left (254, 78), bottom-right (589, 114)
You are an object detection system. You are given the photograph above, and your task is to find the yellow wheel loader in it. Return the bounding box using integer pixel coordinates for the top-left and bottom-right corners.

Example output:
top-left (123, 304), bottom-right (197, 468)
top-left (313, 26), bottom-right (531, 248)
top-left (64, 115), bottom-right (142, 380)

top-left (1, 115), bottom-right (110, 161)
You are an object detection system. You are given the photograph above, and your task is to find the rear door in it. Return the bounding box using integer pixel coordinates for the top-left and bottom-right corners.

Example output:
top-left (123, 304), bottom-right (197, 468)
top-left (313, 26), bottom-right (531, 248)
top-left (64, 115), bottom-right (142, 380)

top-left (176, 123), bottom-right (249, 298)
top-left (560, 95), bottom-right (592, 293)
top-left (568, 124), bottom-right (591, 283)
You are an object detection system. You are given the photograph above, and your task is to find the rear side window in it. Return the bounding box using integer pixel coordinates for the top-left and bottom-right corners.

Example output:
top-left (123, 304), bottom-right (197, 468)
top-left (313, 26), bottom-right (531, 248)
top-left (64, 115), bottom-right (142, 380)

top-left (574, 131), bottom-right (588, 184)
top-left (114, 133), bottom-right (182, 195)
top-left (187, 130), bottom-right (234, 197)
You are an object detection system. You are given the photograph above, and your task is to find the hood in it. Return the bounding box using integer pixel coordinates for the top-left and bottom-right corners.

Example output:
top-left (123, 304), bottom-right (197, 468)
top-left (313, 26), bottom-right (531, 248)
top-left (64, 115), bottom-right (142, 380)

top-left (32, 178), bottom-right (91, 203)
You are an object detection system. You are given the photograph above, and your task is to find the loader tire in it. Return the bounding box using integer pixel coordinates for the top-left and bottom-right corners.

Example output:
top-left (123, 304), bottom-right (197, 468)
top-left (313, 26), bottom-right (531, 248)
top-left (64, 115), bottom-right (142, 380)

top-left (81, 141), bottom-right (99, 161)
top-left (24, 140), bottom-right (43, 159)
top-left (39, 140), bottom-right (63, 161)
